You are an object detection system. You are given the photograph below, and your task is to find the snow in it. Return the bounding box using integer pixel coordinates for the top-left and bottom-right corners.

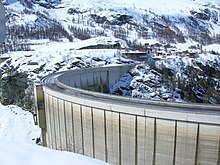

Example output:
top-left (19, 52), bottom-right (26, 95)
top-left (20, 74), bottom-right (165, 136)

top-left (43, 0), bottom-right (219, 35)
top-left (0, 141), bottom-right (108, 165)
top-left (0, 103), bottom-right (109, 165)
top-left (4, 0), bottom-right (220, 48)
top-left (110, 46), bottom-right (220, 103)
top-left (204, 44), bottom-right (220, 53)
top-left (197, 52), bottom-right (220, 66)
top-left (2, 0), bottom-right (220, 104)
top-left (7, 1), bottom-right (25, 12)
top-left (0, 36), bottom-right (130, 80)
top-left (62, 36), bottom-right (128, 50)
top-left (173, 40), bottom-right (199, 52)
top-left (59, 0), bottom-right (210, 14)
top-left (0, 104), bottom-right (40, 143)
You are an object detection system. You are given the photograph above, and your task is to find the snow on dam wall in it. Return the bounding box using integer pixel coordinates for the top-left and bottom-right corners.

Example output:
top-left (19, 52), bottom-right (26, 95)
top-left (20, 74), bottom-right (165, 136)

top-left (35, 65), bottom-right (220, 165)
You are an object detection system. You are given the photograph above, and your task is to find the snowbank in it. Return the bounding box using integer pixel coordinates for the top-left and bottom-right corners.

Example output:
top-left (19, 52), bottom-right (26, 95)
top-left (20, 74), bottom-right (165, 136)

top-left (0, 141), bottom-right (108, 165)
top-left (0, 104), bottom-right (40, 143)
top-left (0, 104), bottom-right (108, 165)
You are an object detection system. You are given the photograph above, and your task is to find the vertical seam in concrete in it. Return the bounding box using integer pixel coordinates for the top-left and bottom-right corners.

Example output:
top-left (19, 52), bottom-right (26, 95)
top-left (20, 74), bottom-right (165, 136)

top-left (135, 115), bottom-right (138, 165)
top-left (119, 113), bottom-right (122, 165)
top-left (63, 101), bottom-right (68, 150)
top-left (104, 110), bottom-right (108, 162)
top-left (52, 97), bottom-right (57, 150)
top-left (173, 120), bottom-right (177, 165)
top-left (49, 96), bottom-right (54, 148)
top-left (80, 105), bottom-right (84, 155)
top-left (44, 93), bottom-right (49, 147)
top-left (144, 115), bottom-right (147, 165)
top-left (57, 99), bottom-right (62, 150)
top-left (195, 123), bottom-right (200, 165)
top-left (71, 103), bottom-right (75, 153)
top-left (91, 108), bottom-right (95, 158)
top-left (48, 95), bottom-right (53, 148)
top-left (217, 138), bottom-right (220, 165)
top-left (42, 93), bottom-right (47, 147)
top-left (48, 96), bottom-right (52, 148)
top-left (43, 93), bottom-right (47, 147)
top-left (152, 118), bottom-right (157, 165)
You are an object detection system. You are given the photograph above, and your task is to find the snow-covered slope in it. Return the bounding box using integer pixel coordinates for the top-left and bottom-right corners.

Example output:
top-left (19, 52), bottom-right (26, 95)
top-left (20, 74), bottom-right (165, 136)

top-left (110, 50), bottom-right (220, 104)
top-left (0, 141), bottom-right (109, 165)
top-left (0, 37), bottom-right (132, 81)
top-left (0, 104), bottom-right (108, 165)
top-left (0, 104), bottom-right (40, 143)
top-left (3, 0), bottom-right (220, 46)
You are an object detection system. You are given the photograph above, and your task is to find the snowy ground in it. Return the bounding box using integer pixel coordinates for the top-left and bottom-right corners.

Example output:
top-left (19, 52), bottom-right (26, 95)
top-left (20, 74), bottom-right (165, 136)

top-left (0, 104), bottom-right (40, 143)
top-left (1, 37), bottom-right (219, 104)
top-left (0, 104), bottom-right (109, 165)
top-left (0, 36), bottom-right (132, 81)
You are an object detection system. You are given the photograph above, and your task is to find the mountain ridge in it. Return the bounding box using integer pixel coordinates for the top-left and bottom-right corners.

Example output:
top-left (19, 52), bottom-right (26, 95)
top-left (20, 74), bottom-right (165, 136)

top-left (3, 0), bottom-right (220, 46)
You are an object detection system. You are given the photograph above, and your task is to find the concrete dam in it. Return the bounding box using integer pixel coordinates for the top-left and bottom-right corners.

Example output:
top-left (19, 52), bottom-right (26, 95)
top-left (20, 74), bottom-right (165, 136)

top-left (35, 65), bottom-right (220, 165)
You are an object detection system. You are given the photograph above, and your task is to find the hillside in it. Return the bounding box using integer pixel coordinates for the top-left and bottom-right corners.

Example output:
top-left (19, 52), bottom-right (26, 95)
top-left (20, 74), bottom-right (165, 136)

top-left (1, 0), bottom-right (220, 47)
top-left (0, 0), bottom-right (220, 107)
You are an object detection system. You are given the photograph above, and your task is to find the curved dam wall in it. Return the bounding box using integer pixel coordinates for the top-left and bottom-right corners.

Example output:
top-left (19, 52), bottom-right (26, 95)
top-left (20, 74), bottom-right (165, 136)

top-left (35, 65), bottom-right (220, 165)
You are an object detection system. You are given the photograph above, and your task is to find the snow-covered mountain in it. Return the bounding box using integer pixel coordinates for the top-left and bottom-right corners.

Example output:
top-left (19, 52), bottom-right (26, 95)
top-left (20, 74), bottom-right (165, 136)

top-left (2, 0), bottom-right (220, 46)
top-left (110, 51), bottom-right (220, 104)
top-left (0, 0), bottom-right (220, 106)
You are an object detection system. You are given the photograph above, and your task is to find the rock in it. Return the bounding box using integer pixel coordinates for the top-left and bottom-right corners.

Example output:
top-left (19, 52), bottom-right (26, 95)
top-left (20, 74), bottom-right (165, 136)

top-left (0, 71), bottom-right (29, 108)
top-left (67, 8), bottom-right (83, 15)
top-left (37, 0), bottom-right (61, 9)
top-left (190, 8), bottom-right (211, 21)
top-left (90, 14), bottom-right (109, 24)
top-left (211, 10), bottom-right (218, 23)
top-left (28, 61), bottom-right (39, 65)
top-left (32, 63), bottom-right (46, 74)
top-left (112, 14), bottom-right (133, 25)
